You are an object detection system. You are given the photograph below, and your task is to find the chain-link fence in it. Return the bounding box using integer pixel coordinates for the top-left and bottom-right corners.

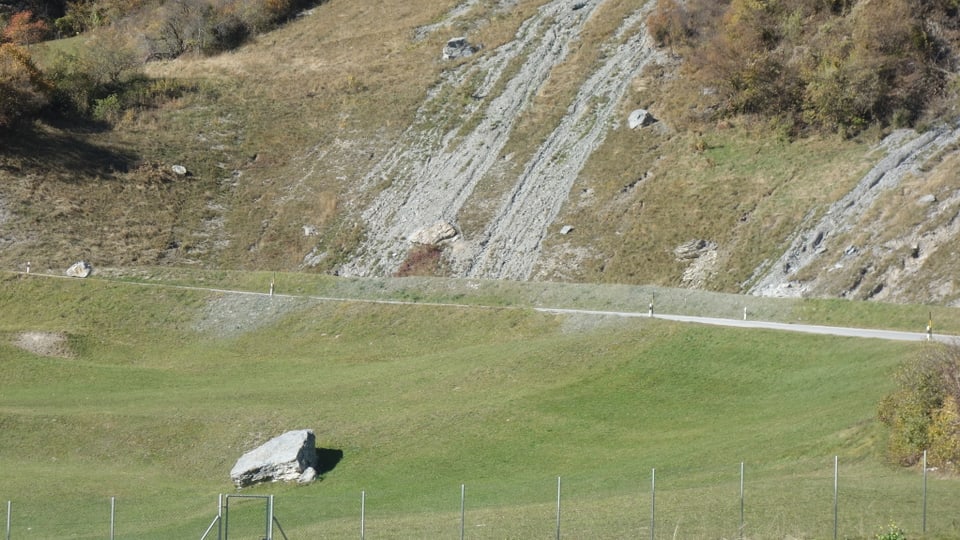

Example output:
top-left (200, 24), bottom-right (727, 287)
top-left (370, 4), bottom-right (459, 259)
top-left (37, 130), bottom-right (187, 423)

top-left (5, 456), bottom-right (960, 539)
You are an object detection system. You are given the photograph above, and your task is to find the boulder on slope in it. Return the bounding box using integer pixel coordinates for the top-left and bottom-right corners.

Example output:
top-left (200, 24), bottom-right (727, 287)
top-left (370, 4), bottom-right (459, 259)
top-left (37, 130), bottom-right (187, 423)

top-left (230, 429), bottom-right (318, 487)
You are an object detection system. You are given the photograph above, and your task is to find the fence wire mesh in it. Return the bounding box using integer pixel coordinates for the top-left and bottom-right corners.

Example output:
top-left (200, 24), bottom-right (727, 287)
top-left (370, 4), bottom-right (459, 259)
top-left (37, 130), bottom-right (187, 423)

top-left (5, 457), bottom-right (960, 539)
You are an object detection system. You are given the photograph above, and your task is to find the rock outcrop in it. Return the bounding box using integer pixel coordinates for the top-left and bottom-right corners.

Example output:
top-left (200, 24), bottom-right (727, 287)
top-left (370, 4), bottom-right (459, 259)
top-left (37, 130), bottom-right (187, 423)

top-left (337, 1), bottom-right (665, 280)
top-left (442, 37), bottom-right (479, 60)
top-left (409, 221), bottom-right (457, 245)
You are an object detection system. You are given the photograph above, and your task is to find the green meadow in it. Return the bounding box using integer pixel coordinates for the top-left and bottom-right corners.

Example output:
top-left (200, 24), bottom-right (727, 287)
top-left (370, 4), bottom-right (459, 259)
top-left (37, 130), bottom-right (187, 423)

top-left (1, 271), bottom-right (958, 539)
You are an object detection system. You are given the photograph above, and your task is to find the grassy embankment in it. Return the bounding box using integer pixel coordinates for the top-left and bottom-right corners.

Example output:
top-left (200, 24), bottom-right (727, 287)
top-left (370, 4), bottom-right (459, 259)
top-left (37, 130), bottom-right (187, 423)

top-left (1, 270), bottom-right (959, 538)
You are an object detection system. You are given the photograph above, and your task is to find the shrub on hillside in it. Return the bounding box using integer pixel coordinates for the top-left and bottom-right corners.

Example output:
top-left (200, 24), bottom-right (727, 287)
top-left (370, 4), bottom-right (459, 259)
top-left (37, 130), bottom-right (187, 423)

top-left (142, 0), bottom-right (319, 59)
top-left (648, 0), bottom-right (959, 135)
top-left (395, 245), bottom-right (445, 278)
top-left (46, 29), bottom-right (141, 119)
top-left (55, 0), bottom-right (150, 35)
top-left (878, 343), bottom-right (960, 469)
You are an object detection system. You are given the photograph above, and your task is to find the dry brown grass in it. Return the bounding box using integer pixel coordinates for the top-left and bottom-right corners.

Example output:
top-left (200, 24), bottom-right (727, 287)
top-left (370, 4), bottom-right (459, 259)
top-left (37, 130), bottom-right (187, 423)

top-left (542, 115), bottom-right (873, 291)
top-left (131, 0), bottom-right (469, 269)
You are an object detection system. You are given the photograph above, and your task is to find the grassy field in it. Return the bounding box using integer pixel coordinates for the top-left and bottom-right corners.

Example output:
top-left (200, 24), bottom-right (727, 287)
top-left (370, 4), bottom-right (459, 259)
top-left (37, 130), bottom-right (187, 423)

top-left (1, 270), bottom-right (959, 538)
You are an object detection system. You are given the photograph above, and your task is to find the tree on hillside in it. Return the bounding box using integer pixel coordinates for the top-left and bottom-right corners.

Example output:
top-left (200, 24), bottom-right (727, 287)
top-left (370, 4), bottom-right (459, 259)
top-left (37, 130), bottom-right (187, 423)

top-left (2, 10), bottom-right (50, 45)
top-left (0, 43), bottom-right (51, 128)
top-left (878, 343), bottom-right (960, 470)
top-left (83, 27), bottom-right (141, 85)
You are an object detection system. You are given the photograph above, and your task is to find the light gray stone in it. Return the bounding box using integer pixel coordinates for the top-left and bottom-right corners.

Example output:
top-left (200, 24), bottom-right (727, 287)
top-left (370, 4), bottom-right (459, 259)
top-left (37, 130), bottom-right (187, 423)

top-left (171, 165), bottom-right (188, 175)
top-left (674, 239), bottom-right (716, 261)
top-left (230, 429), bottom-right (318, 488)
top-left (65, 261), bottom-right (92, 278)
top-left (297, 466), bottom-right (317, 484)
top-left (442, 37), bottom-right (479, 60)
top-left (409, 221), bottom-right (457, 245)
top-left (628, 109), bottom-right (656, 129)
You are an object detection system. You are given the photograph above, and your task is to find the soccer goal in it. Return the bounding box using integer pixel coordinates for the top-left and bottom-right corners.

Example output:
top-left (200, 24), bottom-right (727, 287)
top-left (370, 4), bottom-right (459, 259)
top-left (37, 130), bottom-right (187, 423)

top-left (200, 494), bottom-right (289, 540)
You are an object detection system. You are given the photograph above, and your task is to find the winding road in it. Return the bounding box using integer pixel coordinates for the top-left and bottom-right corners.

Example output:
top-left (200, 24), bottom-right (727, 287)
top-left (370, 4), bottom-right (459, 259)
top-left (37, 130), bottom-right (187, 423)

top-left (536, 307), bottom-right (956, 343)
top-left (15, 270), bottom-right (957, 344)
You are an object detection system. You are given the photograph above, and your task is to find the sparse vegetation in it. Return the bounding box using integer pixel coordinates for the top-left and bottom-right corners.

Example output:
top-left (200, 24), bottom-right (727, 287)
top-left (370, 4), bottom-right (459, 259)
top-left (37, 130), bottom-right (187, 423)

top-left (395, 244), bottom-right (445, 277)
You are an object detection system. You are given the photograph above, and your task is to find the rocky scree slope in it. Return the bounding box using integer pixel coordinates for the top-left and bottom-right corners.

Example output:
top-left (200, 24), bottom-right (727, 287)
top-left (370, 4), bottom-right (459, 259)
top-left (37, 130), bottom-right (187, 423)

top-left (749, 125), bottom-right (960, 305)
top-left (332, 0), bottom-right (960, 306)
top-left (339, 1), bottom-right (960, 303)
top-left (336, 0), bottom-right (665, 280)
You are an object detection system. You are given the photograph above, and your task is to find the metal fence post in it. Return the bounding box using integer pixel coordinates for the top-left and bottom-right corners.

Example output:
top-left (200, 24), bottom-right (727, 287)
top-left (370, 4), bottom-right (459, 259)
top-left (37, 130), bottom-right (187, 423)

top-left (360, 490), bottom-right (365, 540)
top-left (266, 495), bottom-right (274, 540)
top-left (922, 450), bottom-right (928, 534)
top-left (833, 456), bottom-right (839, 540)
top-left (6, 501), bottom-right (10, 540)
top-left (555, 476), bottom-right (562, 540)
top-left (650, 468), bottom-right (656, 540)
top-left (110, 496), bottom-right (116, 540)
top-left (739, 462), bottom-right (745, 540)
top-left (459, 484), bottom-right (465, 540)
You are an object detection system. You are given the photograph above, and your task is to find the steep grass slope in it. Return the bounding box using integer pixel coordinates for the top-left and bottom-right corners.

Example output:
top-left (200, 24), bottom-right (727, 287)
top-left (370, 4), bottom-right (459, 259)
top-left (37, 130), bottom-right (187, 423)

top-left (1, 271), bottom-right (959, 538)
top-left (0, 0), bottom-right (958, 306)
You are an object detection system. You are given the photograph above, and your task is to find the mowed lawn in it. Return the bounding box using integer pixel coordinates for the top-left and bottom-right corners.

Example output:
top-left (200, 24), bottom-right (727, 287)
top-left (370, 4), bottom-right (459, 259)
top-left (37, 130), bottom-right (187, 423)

top-left (1, 273), bottom-right (957, 539)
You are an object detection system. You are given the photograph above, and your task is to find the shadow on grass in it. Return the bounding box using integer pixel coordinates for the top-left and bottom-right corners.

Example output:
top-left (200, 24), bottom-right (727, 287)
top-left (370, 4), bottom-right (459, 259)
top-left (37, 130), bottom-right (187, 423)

top-left (0, 122), bottom-right (138, 180)
top-left (315, 448), bottom-right (343, 475)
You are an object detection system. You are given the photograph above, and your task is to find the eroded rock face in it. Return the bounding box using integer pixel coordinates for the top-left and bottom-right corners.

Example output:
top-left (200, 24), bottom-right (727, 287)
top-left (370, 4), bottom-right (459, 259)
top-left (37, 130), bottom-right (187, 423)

top-left (230, 430), bottom-right (318, 488)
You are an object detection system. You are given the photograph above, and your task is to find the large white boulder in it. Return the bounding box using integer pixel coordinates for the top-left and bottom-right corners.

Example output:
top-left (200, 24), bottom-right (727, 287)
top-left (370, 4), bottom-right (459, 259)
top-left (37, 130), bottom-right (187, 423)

top-left (230, 429), bottom-right (318, 487)
top-left (65, 261), bottom-right (92, 278)
top-left (627, 109), bottom-right (656, 129)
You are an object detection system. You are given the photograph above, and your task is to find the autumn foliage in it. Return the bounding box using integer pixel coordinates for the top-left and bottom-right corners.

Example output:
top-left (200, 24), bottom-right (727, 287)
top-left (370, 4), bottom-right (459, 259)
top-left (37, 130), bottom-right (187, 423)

top-left (0, 43), bottom-right (51, 128)
top-left (648, 0), bottom-right (960, 135)
top-left (878, 344), bottom-right (960, 471)
top-left (1, 10), bottom-right (50, 45)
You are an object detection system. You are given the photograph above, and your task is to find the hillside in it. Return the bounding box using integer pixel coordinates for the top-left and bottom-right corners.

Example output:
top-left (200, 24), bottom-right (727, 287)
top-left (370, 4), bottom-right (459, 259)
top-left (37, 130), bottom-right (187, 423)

top-left (1, 0), bottom-right (959, 306)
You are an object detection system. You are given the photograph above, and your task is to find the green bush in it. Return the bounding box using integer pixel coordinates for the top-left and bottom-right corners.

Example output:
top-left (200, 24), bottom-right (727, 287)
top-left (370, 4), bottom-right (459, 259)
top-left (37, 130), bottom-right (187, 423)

top-left (876, 523), bottom-right (907, 540)
top-left (878, 344), bottom-right (960, 468)
top-left (92, 92), bottom-right (120, 122)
